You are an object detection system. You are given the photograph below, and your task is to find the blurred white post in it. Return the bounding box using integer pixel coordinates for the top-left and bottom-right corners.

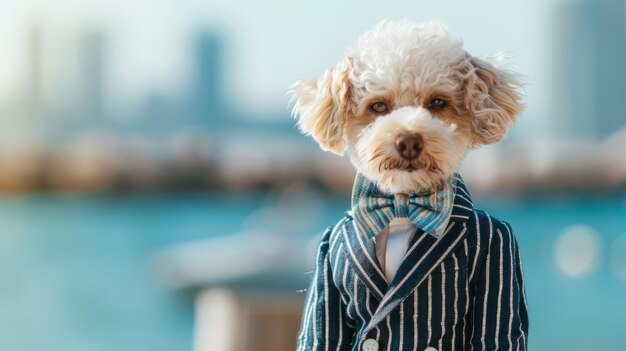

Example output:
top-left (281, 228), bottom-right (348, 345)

top-left (193, 288), bottom-right (304, 351)
top-left (194, 289), bottom-right (241, 351)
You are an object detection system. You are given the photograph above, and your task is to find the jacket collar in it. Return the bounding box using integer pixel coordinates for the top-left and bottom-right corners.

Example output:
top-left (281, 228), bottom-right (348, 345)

top-left (341, 174), bottom-right (474, 332)
top-left (449, 173), bottom-right (474, 221)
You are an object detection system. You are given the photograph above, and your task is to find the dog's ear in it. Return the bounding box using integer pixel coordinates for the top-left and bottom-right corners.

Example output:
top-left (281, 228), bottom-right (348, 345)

top-left (290, 57), bottom-right (353, 155)
top-left (464, 56), bottom-right (524, 146)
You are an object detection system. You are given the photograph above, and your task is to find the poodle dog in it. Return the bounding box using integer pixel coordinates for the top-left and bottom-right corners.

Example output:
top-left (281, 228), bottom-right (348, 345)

top-left (292, 20), bottom-right (522, 193)
top-left (291, 20), bottom-right (528, 351)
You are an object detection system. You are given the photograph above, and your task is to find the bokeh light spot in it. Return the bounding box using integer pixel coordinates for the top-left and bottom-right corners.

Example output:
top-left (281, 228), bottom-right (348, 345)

top-left (554, 224), bottom-right (602, 278)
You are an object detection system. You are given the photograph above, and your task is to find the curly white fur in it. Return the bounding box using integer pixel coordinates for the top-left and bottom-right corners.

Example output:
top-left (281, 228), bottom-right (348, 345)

top-left (349, 20), bottom-right (467, 108)
top-left (291, 19), bottom-right (523, 194)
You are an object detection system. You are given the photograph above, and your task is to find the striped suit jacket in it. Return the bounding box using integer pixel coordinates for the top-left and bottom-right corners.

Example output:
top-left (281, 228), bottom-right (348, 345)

top-left (297, 179), bottom-right (529, 351)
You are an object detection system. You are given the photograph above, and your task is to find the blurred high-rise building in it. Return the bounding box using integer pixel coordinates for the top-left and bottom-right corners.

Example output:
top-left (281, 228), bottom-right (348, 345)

top-left (78, 31), bottom-right (106, 122)
top-left (553, 0), bottom-right (626, 140)
top-left (192, 32), bottom-right (225, 129)
top-left (26, 27), bottom-right (43, 128)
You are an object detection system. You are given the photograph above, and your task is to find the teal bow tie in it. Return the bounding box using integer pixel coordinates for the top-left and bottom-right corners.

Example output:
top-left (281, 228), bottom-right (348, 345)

top-left (351, 173), bottom-right (457, 239)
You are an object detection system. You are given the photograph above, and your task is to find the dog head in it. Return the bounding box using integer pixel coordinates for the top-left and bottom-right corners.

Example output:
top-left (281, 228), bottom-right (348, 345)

top-left (291, 20), bottom-right (523, 193)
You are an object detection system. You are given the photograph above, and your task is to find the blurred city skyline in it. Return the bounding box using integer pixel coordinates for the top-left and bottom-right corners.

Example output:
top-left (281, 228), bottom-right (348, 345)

top-left (3, 26), bottom-right (296, 141)
top-left (1, 0), bottom-right (624, 140)
top-left (0, 1), bottom-right (585, 133)
top-left (0, 0), bottom-right (624, 193)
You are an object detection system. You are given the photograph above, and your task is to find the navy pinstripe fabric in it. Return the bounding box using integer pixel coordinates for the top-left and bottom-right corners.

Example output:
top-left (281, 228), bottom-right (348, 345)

top-left (296, 176), bottom-right (529, 351)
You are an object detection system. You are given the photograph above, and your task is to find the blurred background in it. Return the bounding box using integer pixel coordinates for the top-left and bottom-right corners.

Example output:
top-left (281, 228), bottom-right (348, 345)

top-left (0, 0), bottom-right (625, 350)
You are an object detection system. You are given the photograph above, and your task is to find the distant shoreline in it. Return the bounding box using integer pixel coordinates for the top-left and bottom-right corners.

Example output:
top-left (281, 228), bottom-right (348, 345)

top-left (0, 128), bottom-right (624, 194)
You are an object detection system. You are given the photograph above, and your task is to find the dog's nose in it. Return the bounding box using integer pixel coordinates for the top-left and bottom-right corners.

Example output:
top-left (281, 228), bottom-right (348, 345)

top-left (395, 134), bottom-right (423, 160)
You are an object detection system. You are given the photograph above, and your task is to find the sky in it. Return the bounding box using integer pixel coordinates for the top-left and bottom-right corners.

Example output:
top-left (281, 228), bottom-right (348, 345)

top-left (0, 0), bottom-right (568, 137)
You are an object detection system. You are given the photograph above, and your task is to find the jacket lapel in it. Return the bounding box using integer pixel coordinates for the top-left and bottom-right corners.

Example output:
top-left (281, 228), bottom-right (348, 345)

top-left (363, 174), bottom-right (475, 333)
top-left (341, 216), bottom-right (388, 301)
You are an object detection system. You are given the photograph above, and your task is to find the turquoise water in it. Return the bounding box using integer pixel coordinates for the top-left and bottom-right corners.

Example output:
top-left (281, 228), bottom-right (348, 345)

top-left (0, 191), bottom-right (625, 351)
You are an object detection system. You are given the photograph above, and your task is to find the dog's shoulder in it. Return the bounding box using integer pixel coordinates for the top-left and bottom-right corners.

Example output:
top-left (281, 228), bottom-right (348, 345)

top-left (326, 210), bottom-right (355, 241)
top-left (312, 212), bottom-right (354, 268)
top-left (316, 211), bottom-right (354, 244)
top-left (468, 208), bottom-right (518, 254)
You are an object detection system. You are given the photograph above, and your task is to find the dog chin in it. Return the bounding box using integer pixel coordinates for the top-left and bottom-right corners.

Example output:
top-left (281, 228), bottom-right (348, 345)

top-left (363, 166), bottom-right (450, 194)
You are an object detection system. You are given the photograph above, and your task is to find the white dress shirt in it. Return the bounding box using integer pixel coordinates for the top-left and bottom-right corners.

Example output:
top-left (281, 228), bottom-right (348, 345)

top-left (375, 217), bottom-right (417, 282)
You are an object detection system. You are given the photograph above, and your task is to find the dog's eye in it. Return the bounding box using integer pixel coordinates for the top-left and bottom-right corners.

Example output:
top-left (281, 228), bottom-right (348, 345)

top-left (428, 98), bottom-right (448, 111)
top-left (369, 102), bottom-right (388, 114)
